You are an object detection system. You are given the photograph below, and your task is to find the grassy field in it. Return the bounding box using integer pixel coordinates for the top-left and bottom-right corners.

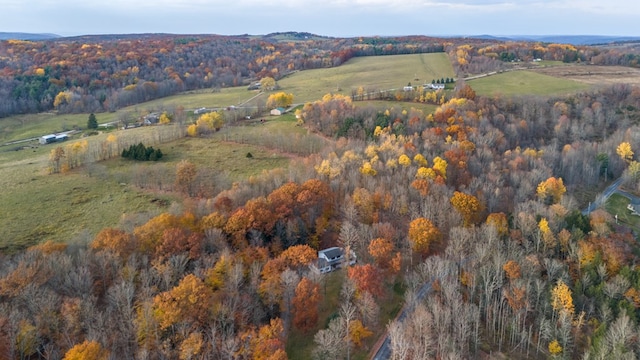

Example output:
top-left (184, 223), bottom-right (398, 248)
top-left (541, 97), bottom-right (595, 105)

top-left (278, 53), bottom-right (455, 103)
top-left (468, 70), bottom-right (590, 97)
top-left (0, 115), bottom-right (313, 252)
top-left (0, 112), bottom-right (119, 144)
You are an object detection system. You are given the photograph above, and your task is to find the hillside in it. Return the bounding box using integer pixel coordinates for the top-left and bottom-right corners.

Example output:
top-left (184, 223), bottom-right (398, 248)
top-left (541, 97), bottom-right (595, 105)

top-left (0, 36), bottom-right (640, 360)
top-left (0, 32), bottom-right (60, 40)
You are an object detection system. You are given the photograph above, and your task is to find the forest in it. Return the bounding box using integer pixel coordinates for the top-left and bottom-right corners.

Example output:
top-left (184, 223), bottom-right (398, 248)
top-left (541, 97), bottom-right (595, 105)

top-left (1, 33), bottom-right (640, 359)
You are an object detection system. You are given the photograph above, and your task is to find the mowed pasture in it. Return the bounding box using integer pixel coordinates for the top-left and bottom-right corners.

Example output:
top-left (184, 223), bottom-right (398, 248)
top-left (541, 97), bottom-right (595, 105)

top-left (278, 53), bottom-right (455, 102)
top-left (468, 70), bottom-right (590, 97)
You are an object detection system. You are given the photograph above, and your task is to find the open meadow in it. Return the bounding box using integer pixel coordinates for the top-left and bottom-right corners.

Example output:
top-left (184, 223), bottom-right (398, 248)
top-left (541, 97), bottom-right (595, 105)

top-left (468, 69), bottom-right (590, 97)
top-left (279, 53), bottom-right (455, 102)
top-left (0, 52), bottom-right (616, 251)
top-left (0, 115), bottom-right (316, 252)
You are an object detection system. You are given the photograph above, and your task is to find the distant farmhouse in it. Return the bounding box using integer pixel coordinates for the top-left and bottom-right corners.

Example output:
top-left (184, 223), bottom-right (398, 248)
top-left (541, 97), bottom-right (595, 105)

top-left (39, 133), bottom-right (68, 145)
top-left (310, 247), bottom-right (356, 274)
top-left (143, 112), bottom-right (161, 125)
top-left (424, 83), bottom-right (445, 90)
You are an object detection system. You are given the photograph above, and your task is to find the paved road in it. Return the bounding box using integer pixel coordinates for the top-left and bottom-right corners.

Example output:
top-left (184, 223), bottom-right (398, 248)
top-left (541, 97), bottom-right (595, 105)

top-left (371, 281), bottom-right (433, 360)
top-left (582, 177), bottom-right (625, 215)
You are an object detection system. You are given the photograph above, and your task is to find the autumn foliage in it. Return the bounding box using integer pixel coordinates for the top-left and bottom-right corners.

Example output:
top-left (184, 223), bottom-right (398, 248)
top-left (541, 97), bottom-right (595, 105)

top-left (293, 277), bottom-right (321, 331)
top-left (408, 217), bottom-right (441, 256)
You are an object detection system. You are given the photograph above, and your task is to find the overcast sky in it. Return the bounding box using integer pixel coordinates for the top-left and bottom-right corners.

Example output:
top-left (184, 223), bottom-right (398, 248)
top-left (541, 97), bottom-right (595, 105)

top-left (1, 0), bottom-right (638, 37)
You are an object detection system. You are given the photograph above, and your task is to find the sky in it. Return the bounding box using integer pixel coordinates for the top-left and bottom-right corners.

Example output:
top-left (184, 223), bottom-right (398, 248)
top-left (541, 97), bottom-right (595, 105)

top-left (1, 0), bottom-right (639, 38)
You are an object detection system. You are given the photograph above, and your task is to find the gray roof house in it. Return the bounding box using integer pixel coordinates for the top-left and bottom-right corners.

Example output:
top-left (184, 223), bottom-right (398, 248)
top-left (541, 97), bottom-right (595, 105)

top-left (628, 198), bottom-right (640, 216)
top-left (310, 247), bottom-right (356, 274)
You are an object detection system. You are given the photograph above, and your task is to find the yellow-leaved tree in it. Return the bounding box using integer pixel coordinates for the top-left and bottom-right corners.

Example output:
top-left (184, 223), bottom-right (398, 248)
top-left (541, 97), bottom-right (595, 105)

top-left (260, 76), bottom-right (276, 90)
top-left (195, 111), bottom-right (223, 134)
top-left (450, 191), bottom-right (482, 226)
top-left (551, 279), bottom-right (574, 316)
top-left (617, 141), bottom-right (634, 162)
top-left (536, 177), bottom-right (566, 204)
top-left (63, 340), bottom-right (109, 360)
top-left (398, 154), bottom-right (411, 167)
top-left (267, 92), bottom-right (294, 109)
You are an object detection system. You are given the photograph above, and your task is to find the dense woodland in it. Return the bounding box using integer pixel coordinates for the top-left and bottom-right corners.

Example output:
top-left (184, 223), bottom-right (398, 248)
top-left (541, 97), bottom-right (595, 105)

top-left (1, 34), bottom-right (640, 359)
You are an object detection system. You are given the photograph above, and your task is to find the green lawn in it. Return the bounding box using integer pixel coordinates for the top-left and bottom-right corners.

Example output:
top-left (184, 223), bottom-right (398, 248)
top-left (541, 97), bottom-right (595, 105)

top-left (605, 193), bottom-right (640, 231)
top-left (468, 70), bottom-right (589, 97)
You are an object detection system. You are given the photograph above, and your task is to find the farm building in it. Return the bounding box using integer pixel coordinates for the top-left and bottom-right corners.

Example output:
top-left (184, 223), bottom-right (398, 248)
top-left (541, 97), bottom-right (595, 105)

top-left (39, 134), bottom-right (68, 144)
top-left (39, 135), bottom-right (56, 144)
top-left (424, 83), bottom-right (445, 90)
top-left (270, 107), bottom-right (285, 116)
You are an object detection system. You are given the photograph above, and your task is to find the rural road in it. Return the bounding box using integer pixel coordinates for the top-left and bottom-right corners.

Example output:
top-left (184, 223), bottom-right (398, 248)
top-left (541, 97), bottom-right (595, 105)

top-left (371, 281), bottom-right (433, 360)
top-left (1, 129), bottom-right (77, 148)
top-left (582, 177), bottom-right (626, 215)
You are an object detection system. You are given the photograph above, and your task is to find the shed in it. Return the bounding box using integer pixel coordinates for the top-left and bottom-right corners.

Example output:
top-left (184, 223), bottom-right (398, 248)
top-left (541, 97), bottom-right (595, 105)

top-left (39, 135), bottom-right (56, 144)
top-left (270, 107), bottom-right (285, 116)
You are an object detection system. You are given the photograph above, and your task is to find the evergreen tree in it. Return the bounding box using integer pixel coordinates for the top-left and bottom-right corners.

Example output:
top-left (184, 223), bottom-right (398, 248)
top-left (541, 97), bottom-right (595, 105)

top-left (87, 113), bottom-right (98, 130)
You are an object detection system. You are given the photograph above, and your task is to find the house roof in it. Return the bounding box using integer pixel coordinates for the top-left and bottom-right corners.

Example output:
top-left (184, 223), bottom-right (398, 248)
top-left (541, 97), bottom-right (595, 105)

top-left (320, 247), bottom-right (343, 259)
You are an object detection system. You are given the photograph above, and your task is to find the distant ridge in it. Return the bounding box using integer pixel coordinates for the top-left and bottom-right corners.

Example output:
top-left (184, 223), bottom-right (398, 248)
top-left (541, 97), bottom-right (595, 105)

top-left (468, 34), bottom-right (640, 45)
top-left (0, 32), bottom-right (60, 40)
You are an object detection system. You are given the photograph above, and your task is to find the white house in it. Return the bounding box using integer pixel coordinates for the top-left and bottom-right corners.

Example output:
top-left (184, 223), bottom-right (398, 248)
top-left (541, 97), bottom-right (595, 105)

top-left (310, 247), bottom-right (356, 274)
top-left (424, 83), bottom-right (445, 90)
top-left (628, 199), bottom-right (640, 216)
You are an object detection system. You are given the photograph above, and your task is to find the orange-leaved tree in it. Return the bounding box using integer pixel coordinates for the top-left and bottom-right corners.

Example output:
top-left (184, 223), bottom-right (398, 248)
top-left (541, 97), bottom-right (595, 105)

top-left (408, 217), bottom-right (441, 256)
top-left (348, 264), bottom-right (384, 297)
top-left (63, 340), bottom-right (109, 360)
top-left (292, 277), bottom-right (321, 331)
top-left (152, 274), bottom-right (214, 330)
top-left (91, 227), bottom-right (137, 259)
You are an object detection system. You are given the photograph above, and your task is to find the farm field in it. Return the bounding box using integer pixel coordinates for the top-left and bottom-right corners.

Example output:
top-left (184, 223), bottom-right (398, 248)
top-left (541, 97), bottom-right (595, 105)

top-left (0, 116), bottom-right (314, 251)
top-left (468, 69), bottom-right (590, 97)
top-left (278, 53), bottom-right (455, 103)
top-left (532, 64), bottom-right (640, 87)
